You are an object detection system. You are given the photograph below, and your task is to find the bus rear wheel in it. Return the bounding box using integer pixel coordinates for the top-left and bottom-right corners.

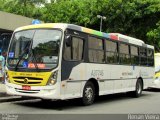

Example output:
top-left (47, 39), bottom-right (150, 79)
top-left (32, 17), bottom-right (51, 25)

top-left (133, 79), bottom-right (143, 97)
top-left (81, 81), bottom-right (95, 106)
top-left (127, 79), bottom-right (143, 97)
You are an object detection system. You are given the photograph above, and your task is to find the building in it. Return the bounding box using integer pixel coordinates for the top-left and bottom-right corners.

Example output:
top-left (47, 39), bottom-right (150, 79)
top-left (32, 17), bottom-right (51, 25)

top-left (0, 11), bottom-right (35, 34)
top-left (0, 11), bottom-right (39, 56)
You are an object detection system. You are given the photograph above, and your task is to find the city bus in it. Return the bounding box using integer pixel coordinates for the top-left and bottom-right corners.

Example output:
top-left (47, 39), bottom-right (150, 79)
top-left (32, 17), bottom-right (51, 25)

top-left (152, 53), bottom-right (160, 88)
top-left (5, 23), bottom-right (154, 105)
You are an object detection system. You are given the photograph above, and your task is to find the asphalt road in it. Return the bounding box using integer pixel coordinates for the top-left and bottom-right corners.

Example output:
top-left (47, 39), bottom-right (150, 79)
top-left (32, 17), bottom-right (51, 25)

top-left (0, 89), bottom-right (160, 120)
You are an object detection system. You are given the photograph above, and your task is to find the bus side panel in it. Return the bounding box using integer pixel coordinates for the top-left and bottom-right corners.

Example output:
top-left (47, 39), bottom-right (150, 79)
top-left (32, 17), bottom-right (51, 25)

top-left (61, 62), bottom-right (111, 98)
top-left (110, 65), bottom-right (133, 93)
top-left (60, 62), bottom-right (155, 99)
top-left (61, 61), bottom-right (86, 99)
top-left (139, 66), bottom-right (154, 89)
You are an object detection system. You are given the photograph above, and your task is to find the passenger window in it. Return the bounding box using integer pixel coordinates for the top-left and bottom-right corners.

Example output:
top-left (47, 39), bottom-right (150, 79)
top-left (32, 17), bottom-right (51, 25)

top-left (131, 46), bottom-right (139, 65)
top-left (119, 43), bottom-right (130, 64)
top-left (139, 47), bottom-right (147, 66)
top-left (72, 37), bottom-right (84, 60)
top-left (63, 36), bottom-right (84, 61)
top-left (88, 36), bottom-right (103, 50)
top-left (105, 40), bottom-right (118, 64)
top-left (88, 36), bottom-right (105, 63)
top-left (147, 49), bottom-right (154, 66)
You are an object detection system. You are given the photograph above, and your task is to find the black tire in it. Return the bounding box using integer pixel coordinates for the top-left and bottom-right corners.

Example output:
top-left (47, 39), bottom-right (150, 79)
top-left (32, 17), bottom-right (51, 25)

top-left (133, 79), bottom-right (143, 97)
top-left (81, 81), bottom-right (95, 106)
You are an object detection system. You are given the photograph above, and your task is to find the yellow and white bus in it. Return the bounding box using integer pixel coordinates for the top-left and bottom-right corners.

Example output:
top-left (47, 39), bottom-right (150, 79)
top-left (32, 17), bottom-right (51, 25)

top-left (5, 23), bottom-right (154, 105)
top-left (152, 53), bottom-right (160, 88)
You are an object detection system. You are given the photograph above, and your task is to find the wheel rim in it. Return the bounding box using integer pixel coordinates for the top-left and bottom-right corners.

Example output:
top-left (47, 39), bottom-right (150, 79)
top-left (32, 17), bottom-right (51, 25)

top-left (137, 82), bottom-right (142, 94)
top-left (84, 86), bottom-right (93, 103)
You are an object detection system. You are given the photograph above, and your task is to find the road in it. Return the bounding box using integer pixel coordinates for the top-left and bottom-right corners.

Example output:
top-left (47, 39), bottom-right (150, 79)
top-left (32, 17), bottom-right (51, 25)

top-left (0, 89), bottom-right (160, 114)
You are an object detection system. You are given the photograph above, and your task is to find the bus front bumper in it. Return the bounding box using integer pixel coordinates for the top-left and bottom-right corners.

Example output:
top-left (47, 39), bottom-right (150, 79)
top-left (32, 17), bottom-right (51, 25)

top-left (5, 82), bottom-right (61, 100)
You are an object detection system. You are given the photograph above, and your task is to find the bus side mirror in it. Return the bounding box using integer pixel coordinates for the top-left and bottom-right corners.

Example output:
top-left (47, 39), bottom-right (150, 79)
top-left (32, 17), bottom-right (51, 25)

top-left (65, 35), bottom-right (71, 47)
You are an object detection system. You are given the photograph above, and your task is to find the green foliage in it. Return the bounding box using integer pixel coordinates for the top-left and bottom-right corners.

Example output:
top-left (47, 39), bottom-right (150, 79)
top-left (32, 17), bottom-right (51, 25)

top-left (0, 0), bottom-right (160, 51)
top-left (147, 21), bottom-right (160, 51)
top-left (0, 0), bottom-right (45, 17)
top-left (0, 0), bottom-right (7, 10)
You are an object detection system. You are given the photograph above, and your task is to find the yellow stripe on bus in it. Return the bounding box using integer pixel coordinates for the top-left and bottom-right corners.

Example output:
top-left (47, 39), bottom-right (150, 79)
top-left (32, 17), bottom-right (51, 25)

top-left (8, 70), bottom-right (52, 86)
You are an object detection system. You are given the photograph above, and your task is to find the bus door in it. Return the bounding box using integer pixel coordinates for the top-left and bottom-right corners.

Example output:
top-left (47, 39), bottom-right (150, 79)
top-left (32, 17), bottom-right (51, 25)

top-left (61, 30), bottom-right (87, 98)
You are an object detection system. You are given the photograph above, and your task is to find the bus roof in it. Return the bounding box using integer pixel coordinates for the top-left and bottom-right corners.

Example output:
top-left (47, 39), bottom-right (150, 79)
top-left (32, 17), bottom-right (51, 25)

top-left (15, 23), bottom-right (154, 49)
top-left (15, 23), bottom-right (111, 38)
top-left (109, 33), bottom-right (144, 45)
top-left (109, 33), bottom-right (154, 49)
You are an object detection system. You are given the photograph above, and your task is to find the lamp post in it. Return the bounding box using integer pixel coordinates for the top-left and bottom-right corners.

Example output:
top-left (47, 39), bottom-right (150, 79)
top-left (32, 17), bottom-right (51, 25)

top-left (97, 15), bottom-right (106, 32)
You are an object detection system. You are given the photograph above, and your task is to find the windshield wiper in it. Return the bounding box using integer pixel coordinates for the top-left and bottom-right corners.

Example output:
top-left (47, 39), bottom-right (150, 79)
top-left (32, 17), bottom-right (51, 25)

top-left (15, 49), bottom-right (40, 72)
top-left (15, 49), bottom-right (39, 72)
top-left (15, 41), bottom-right (31, 71)
top-left (14, 40), bottom-right (39, 72)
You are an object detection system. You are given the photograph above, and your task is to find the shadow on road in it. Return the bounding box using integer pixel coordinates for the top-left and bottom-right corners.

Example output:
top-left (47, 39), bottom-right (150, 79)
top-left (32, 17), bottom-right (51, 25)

top-left (12, 91), bottom-right (153, 111)
top-left (144, 88), bottom-right (160, 92)
top-left (13, 98), bottom-right (83, 111)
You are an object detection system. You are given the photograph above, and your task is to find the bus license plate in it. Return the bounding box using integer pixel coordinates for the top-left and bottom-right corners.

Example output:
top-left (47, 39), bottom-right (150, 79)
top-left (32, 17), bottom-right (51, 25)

top-left (22, 85), bottom-right (31, 90)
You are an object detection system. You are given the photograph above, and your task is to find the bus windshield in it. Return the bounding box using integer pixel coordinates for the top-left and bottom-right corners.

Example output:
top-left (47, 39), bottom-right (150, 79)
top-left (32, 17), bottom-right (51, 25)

top-left (7, 29), bottom-right (62, 70)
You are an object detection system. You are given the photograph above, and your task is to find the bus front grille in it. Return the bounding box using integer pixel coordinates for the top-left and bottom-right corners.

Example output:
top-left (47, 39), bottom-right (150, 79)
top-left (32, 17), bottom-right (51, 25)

top-left (14, 80), bottom-right (41, 84)
top-left (13, 77), bottom-right (43, 80)
top-left (15, 88), bottom-right (40, 93)
top-left (13, 77), bottom-right (43, 85)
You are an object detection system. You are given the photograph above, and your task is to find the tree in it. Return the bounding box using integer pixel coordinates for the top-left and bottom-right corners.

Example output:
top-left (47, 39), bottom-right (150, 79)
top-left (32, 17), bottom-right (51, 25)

top-left (147, 21), bottom-right (160, 51)
top-left (1, 0), bottom-right (45, 18)
top-left (1, 0), bottom-right (160, 50)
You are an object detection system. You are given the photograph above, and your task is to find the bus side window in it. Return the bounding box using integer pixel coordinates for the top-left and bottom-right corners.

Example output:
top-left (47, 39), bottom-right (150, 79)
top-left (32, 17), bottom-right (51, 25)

top-left (105, 39), bottom-right (118, 64)
top-left (63, 36), bottom-right (84, 61)
top-left (119, 43), bottom-right (130, 64)
top-left (88, 36), bottom-right (105, 63)
top-left (130, 45), bottom-right (139, 65)
top-left (139, 47), bottom-right (147, 66)
top-left (147, 49), bottom-right (154, 66)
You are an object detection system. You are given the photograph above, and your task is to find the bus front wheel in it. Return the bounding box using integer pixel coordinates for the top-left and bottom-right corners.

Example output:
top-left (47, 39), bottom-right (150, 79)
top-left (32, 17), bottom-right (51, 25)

top-left (81, 81), bottom-right (95, 106)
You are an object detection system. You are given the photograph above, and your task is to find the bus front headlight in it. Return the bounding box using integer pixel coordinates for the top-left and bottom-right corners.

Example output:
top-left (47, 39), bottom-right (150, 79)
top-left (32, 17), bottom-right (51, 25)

top-left (47, 71), bottom-right (58, 85)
